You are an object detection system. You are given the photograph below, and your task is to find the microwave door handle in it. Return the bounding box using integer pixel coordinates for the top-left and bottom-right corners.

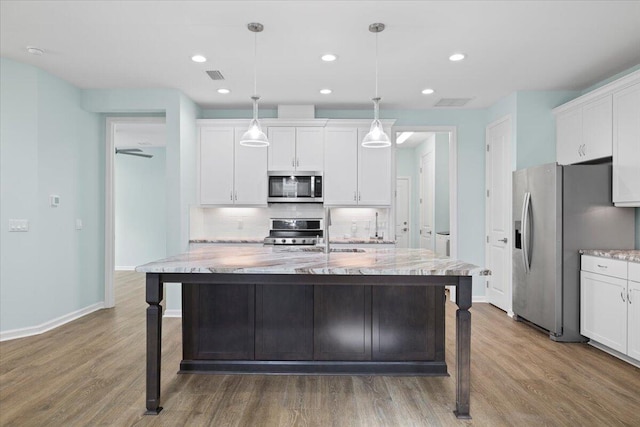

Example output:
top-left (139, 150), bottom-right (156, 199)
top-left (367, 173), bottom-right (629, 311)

top-left (311, 177), bottom-right (315, 198)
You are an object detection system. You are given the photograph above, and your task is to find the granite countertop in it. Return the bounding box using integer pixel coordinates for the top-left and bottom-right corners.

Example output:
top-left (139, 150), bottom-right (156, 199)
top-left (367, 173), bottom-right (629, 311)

top-left (190, 238), bottom-right (265, 244)
top-left (136, 246), bottom-right (490, 276)
top-left (580, 249), bottom-right (640, 263)
top-left (190, 238), bottom-right (396, 244)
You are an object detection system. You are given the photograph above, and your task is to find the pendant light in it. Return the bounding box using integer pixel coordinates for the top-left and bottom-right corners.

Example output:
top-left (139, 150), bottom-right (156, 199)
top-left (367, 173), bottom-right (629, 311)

top-left (240, 22), bottom-right (269, 147)
top-left (362, 23), bottom-right (390, 148)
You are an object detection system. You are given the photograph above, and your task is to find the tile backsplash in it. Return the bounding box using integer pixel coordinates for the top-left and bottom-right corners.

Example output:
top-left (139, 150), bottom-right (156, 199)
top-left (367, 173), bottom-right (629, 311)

top-left (190, 205), bottom-right (390, 240)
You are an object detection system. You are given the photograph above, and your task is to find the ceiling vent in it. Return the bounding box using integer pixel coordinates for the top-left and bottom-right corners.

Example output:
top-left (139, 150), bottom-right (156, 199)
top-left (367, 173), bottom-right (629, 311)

top-left (434, 98), bottom-right (473, 107)
top-left (206, 70), bottom-right (225, 80)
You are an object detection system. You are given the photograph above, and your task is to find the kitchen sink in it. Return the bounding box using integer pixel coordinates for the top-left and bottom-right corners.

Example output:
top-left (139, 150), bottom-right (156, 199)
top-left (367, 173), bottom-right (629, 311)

top-left (276, 247), bottom-right (366, 253)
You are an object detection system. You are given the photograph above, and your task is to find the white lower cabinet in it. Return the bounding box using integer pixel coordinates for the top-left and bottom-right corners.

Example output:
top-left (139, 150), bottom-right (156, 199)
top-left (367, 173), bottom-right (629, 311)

top-left (628, 263), bottom-right (640, 360)
top-left (580, 255), bottom-right (639, 364)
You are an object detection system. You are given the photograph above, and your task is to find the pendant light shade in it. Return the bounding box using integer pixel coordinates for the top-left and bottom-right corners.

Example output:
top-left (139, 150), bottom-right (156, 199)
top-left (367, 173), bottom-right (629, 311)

top-left (240, 23), bottom-right (269, 147)
top-left (362, 23), bottom-right (390, 148)
top-left (240, 97), bottom-right (269, 147)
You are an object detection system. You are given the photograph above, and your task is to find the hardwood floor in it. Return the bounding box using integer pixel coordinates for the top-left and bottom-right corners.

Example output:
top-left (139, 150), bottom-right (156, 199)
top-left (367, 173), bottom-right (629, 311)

top-left (1, 271), bottom-right (639, 426)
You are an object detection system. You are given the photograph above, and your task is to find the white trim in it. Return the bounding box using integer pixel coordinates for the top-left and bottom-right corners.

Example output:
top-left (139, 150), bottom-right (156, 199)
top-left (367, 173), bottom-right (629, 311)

top-left (553, 69), bottom-right (640, 114)
top-left (395, 176), bottom-right (412, 247)
top-left (0, 302), bottom-right (105, 342)
top-left (589, 340), bottom-right (640, 369)
top-left (163, 309), bottom-right (182, 318)
top-left (105, 117), bottom-right (166, 309)
top-left (115, 266), bottom-right (137, 271)
top-left (472, 296), bottom-right (488, 303)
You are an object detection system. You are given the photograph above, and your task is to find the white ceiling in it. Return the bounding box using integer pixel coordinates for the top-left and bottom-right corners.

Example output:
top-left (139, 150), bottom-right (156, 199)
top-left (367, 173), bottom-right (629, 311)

top-left (2, 1), bottom-right (639, 110)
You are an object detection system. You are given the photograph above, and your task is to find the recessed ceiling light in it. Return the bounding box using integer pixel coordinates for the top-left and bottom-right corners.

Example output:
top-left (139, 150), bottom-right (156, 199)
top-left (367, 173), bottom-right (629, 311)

top-left (26, 46), bottom-right (44, 56)
top-left (191, 55), bottom-right (207, 63)
top-left (320, 89), bottom-right (332, 95)
top-left (449, 53), bottom-right (466, 62)
top-left (321, 54), bottom-right (337, 62)
top-left (217, 88), bottom-right (230, 94)
top-left (396, 132), bottom-right (414, 145)
top-left (421, 88), bottom-right (435, 95)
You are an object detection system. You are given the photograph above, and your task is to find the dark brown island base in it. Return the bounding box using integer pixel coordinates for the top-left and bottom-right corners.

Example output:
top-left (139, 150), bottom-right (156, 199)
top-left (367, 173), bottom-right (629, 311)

top-left (137, 246), bottom-right (490, 419)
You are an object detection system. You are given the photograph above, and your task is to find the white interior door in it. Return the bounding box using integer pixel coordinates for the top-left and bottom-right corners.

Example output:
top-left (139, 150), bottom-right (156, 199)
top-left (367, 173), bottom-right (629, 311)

top-left (486, 117), bottom-right (512, 312)
top-left (395, 177), bottom-right (410, 248)
top-left (419, 152), bottom-right (434, 250)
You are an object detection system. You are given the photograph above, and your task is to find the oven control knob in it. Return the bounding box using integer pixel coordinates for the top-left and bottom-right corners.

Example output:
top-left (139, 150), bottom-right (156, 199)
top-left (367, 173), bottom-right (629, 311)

top-left (301, 239), bottom-right (306, 244)
top-left (281, 239), bottom-right (286, 243)
top-left (292, 239), bottom-right (297, 243)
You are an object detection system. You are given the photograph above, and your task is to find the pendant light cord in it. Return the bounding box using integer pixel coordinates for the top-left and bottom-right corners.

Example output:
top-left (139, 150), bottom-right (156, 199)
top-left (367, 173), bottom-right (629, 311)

top-left (375, 31), bottom-right (379, 99)
top-left (253, 31), bottom-right (257, 97)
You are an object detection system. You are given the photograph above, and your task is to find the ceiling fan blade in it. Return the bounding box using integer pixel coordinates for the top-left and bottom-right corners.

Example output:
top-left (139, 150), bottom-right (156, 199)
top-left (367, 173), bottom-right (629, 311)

top-left (115, 148), bottom-right (153, 158)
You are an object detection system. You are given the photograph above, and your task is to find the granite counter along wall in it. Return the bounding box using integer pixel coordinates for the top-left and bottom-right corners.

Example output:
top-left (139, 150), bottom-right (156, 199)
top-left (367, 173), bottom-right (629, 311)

top-left (189, 205), bottom-right (390, 242)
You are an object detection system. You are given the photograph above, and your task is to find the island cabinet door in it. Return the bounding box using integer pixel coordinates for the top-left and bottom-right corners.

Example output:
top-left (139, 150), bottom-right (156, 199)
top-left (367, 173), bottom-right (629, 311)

top-left (182, 283), bottom-right (255, 360)
top-left (314, 285), bottom-right (372, 361)
top-left (255, 285), bottom-right (314, 360)
top-left (372, 286), bottom-right (445, 361)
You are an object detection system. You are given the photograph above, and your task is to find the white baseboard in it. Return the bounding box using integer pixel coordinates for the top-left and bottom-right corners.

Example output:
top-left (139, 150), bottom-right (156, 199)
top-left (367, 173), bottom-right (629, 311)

top-left (472, 296), bottom-right (488, 303)
top-left (589, 340), bottom-right (640, 368)
top-left (115, 266), bottom-right (136, 271)
top-left (0, 302), bottom-right (105, 342)
top-left (163, 309), bottom-right (182, 318)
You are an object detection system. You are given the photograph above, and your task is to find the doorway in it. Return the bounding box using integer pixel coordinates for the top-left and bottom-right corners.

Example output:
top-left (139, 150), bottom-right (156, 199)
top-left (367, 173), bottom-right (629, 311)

top-left (105, 117), bottom-right (166, 307)
top-left (395, 177), bottom-right (411, 248)
top-left (394, 128), bottom-right (454, 255)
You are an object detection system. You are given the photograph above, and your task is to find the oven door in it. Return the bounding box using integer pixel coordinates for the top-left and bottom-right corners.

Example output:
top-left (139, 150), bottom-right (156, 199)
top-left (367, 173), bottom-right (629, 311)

top-left (267, 173), bottom-right (322, 203)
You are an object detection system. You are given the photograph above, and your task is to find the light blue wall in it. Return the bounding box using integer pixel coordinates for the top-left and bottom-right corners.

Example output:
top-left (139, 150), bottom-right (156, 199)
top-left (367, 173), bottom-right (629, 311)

top-left (82, 88), bottom-right (200, 312)
top-left (115, 147), bottom-right (167, 268)
top-left (1, 58), bottom-right (103, 332)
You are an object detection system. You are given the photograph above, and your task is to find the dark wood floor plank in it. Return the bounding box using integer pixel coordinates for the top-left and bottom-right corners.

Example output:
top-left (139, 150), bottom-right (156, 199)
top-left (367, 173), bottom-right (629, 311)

top-left (1, 272), bottom-right (639, 427)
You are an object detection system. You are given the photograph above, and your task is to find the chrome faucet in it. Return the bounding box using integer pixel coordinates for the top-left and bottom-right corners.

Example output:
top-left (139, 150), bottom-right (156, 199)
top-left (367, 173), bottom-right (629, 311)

top-left (324, 207), bottom-right (332, 253)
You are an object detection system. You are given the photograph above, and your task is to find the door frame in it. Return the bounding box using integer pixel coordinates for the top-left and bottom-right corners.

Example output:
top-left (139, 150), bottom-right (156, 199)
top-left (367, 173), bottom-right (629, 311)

top-left (392, 126), bottom-right (458, 263)
top-left (419, 147), bottom-right (436, 250)
top-left (104, 116), bottom-right (166, 308)
top-left (395, 176), bottom-right (412, 248)
top-left (485, 115), bottom-right (513, 315)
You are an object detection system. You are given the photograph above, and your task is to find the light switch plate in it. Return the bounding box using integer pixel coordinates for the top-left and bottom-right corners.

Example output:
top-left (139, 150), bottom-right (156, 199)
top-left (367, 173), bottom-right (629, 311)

top-left (9, 219), bottom-right (29, 232)
top-left (50, 195), bottom-right (60, 207)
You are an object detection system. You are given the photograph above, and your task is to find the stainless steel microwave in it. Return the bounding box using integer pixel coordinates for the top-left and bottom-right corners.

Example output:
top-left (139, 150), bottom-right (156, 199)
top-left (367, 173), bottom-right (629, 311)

top-left (267, 171), bottom-right (323, 203)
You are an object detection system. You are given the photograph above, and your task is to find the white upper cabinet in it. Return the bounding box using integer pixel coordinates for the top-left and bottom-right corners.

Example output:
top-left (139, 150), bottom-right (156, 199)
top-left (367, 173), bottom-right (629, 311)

top-left (199, 125), bottom-right (267, 206)
top-left (324, 123), bottom-right (392, 206)
top-left (612, 82), bottom-right (640, 206)
top-left (199, 127), bottom-right (235, 205)
top-left (357, 128), bottom-right (392, 206)
top-left (267, 126), bottom-right (324, 171)
top-left (324, 127), bottom-right (359, 205)
top-left (556, 95), bottom-right (612, 165)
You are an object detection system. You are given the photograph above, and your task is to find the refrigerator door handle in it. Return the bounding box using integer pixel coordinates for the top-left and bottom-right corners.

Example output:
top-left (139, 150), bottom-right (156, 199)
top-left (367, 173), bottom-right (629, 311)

top-left (521, 192), bottom-right (532, 273)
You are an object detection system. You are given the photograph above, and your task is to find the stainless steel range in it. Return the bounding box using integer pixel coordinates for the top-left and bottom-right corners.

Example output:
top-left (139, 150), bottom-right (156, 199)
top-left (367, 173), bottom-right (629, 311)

top-left (264, 218), bottom-right (323, 245)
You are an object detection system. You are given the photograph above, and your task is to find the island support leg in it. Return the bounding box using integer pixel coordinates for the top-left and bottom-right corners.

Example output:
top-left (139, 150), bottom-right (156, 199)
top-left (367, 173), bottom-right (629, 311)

top-left (454, 276), bottom-right (472, 419)
top-left (145, 273), bottom-right (163, 415)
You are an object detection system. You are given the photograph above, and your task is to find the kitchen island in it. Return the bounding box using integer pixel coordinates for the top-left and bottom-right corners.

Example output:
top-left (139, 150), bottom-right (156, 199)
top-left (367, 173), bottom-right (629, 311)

top-left (137, 246), bottom-right (489, 419)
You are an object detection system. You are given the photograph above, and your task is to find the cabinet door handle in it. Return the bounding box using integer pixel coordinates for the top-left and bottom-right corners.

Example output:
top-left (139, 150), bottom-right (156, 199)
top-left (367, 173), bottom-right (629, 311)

top-left (498, 238), bottom-right (508, 243)
top-left (353, 191), bottom-right (357, 201)
top-left (358, 191), bottom-right (361, 201)
top-left (234, 191), bottom-right (238, 201)
top-left (621, 291), bottom-right (626, 302)
top-left (597, 264), bottom-right (608, 269)
top-left (292, 158), bottom-right (295, 167)
top-left (629, 291), bottom-right (632, 304)
top-left (296, 158), bottom-right (300, 167)
top-left (230, 190), bottom-right (233, 201)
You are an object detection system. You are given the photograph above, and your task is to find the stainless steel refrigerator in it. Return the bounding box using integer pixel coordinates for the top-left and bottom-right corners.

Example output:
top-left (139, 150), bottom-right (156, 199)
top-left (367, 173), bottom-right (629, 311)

top-left (512, 163), bottom-right (635, 342)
